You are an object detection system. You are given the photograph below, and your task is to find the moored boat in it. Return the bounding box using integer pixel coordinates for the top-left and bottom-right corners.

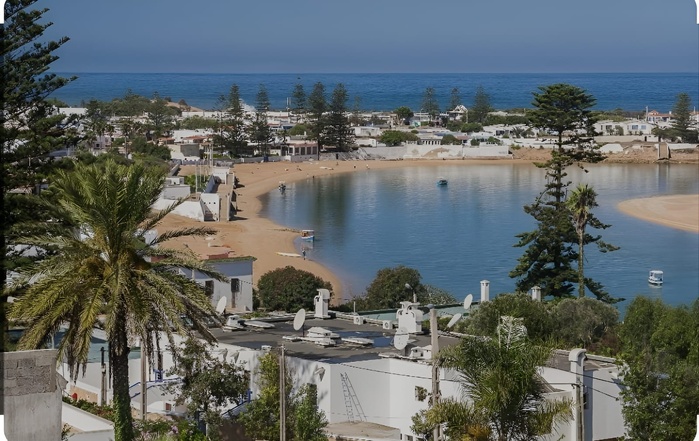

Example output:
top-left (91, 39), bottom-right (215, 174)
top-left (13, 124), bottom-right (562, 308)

top-left (437, 177), bottom-right (448, 186)
top-left (648, 270), bottom-right (663, 286)
top-left (301, 229), bottom-right (315, 241)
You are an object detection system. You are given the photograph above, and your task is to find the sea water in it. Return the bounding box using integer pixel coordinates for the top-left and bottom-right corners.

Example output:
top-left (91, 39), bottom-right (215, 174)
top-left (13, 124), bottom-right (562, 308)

top-left (260, 163), bottom-right (699, 312)
top-left (51, 72), bottom-right (698, 112)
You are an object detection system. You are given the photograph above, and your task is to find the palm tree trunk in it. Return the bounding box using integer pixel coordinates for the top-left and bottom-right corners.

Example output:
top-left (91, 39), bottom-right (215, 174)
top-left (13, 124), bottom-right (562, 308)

top-left (578, 234), bottom-right (585, 298)
top-left (111, 316), bottom-right (135, 441)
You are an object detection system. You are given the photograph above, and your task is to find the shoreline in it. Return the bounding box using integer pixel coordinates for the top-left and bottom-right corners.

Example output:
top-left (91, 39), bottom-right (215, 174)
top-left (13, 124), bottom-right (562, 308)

top-left (161, 157), bottom-right (698, 305)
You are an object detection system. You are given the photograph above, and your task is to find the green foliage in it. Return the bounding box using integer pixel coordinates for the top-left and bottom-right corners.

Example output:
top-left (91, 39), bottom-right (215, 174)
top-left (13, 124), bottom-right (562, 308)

top-left (424, 332), bottom-right (572, 440)
top-left (352, 266), bottom-right (426, 310)
top-left (394, 106), bottom-right (414, 123)
top-left (470, 138), bottom-right (481, 146)
top-left (421, 87), bottom-right (440, 120)
top-left (458, 293), bottom-right (554, 341)
top-left (324, 83), bottom-right (354, 152)
top-left (483, 113), bottom-right (529, 126)
top-left (307, 82), bottom-right (328, 149)
top-left (461, 122), bottom-right (483, 133)
top-left (180, 116), bottom-right (218, 130)
top-left (166, 338), bottom-right (248, 436)
top-left (146, 92), bottom-right (178, 138)
top-left (440, 134), bottom-right (460, 145)
top-left (291, 83), bottom-right (307, 121)
top-left (670, 92), bottom-right (698, 143)
top-left (294, 384), bottom-right (328, 441)
top-left (511, 83), bottom-right (613, 302)
top-left (551, 297), bottom-right (618, 348)
top-left (215, 84), bottom-right (248, 157)
top-left (257, 266), bottom-right (332, 312)
top-left (289, 124), bottom-right (307, 136)
top-left (619, 297), bottom-right (699, 441)
top-left (471, 86), bottom-right (492, 124)
top-left (449, 87), bottom-right (462, 111)
top-left (63, 396), bottom-right (115, 421)
top-left (379, 130), bottom-right (419, 146)
top-left (8, 160), bottom-right (222, 441)
top-left (422, 284), bottom-right (457, 305)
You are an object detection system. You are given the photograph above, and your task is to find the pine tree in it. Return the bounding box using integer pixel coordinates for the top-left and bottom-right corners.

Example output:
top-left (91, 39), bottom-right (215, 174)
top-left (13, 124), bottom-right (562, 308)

top-left (449, 87), bottom-right (462, 111)
top-left (510, 84), bottom-right (614, 302)
top-left (324, 83), bottom-right (354, 152)
top-left (291, 83), bottom-right (306, 123)
top-left (471, 86), bottom-right (492, 123)
top-left (670, 93), bottom-right (697, 143)
top-left (307, 82), bottom-right (327, 151)
top-left (421, 87), bottom-right (440, 122)
top-left (2, 0), bottom-right (75, 356)
top-left (249, 84), bottom-right (273, 155)
top-left (217, 84), bottom-right (248, 156)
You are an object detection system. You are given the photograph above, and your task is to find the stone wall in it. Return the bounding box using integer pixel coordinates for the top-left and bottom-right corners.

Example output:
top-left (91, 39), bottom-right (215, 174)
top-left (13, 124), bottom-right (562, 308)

top-left (1, 349), bottom-right (62, 441)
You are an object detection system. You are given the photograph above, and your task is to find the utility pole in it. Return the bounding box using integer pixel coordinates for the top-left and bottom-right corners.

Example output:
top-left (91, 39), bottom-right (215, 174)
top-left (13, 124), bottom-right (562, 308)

top-left (140, 343), bottom-right (147, 420)
top-left (430, 307), bottom-right (440, 441)
top-left (100, 347), bottom-right (107, 406)
top-left (279, 345), bottom-right (286, 441)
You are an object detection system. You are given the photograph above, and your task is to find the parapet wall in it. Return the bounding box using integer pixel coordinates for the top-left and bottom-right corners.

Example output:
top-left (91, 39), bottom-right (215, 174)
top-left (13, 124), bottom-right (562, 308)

top-left (1, 349), bottom-right (63, 440)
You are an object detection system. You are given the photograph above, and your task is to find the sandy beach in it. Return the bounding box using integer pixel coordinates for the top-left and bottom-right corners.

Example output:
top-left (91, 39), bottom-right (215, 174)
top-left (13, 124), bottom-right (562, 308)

top-left (157, 155), bottom-right (699, 303)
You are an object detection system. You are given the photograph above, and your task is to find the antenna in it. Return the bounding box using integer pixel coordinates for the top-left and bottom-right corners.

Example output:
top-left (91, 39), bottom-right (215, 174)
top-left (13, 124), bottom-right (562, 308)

top-left (446, 313), bottom-right (462, 329)
top-left (293, 309), bottom-right (306, 331)
top-left (393, 327), bottom-right (409, 350)
top-left (463, 294), bottom-right (473, 311)
top-left (215, 297), bottom-right (227, 315)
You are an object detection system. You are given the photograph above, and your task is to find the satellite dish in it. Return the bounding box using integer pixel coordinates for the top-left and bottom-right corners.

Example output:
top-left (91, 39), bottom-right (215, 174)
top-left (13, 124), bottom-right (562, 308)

top-left (393, 327), bottom-right (409, 350)
top-left (463, 294), bottom-right (473, 311)
top-left (215, 297), bottom-right (227, 315)
top-left (293, 309), bottom-right (306, 331)
top-left (447, 313), bottom-right (462, 329)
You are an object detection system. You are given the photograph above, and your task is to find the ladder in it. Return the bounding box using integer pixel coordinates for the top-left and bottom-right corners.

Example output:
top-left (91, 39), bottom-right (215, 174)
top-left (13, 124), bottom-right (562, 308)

top-left (340, 372), bottom-right (367, 422)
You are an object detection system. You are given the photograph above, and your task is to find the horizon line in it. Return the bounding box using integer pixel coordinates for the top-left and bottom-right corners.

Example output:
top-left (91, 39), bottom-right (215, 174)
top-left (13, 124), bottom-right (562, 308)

top-left (50, 71), bottom-right (698, 76)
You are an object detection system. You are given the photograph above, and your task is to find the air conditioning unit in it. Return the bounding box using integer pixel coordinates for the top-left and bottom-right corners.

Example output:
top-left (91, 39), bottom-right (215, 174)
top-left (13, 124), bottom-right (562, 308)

top-left (261, 345), bottom-right (272, 352)
top-left (353, 316), bottom-right (365, 325)
top-left (382, 320), bottom-right (393, 330)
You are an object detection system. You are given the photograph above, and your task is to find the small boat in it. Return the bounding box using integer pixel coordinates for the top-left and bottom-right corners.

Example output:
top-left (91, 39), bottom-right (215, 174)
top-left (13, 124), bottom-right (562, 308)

top-left (437, 177), bottom-right (448, 186)
top-left (301, 229), bottom-right (315, 241)
top-left (648, 270), bottom-right (663, 286)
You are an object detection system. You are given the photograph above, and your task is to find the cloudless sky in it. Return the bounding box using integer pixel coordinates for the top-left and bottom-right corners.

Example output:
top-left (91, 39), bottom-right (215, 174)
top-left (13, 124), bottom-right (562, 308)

top-left (37, 0), bottom-right (699, 73)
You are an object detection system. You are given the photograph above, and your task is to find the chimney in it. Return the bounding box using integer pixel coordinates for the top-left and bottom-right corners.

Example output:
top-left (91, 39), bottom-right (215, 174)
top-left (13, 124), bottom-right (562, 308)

top-left (480, 280), bottom-right (490, 303)
top-left (314, 289), bottom-right (330, 319)
top-left (531, 286), bottom-right (542, 301)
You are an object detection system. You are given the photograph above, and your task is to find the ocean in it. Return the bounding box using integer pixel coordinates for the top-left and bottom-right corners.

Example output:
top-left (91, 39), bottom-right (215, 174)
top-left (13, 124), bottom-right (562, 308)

top-left (260, 163), bottom-right (699, 313)
top-left (50, 72), bottom-right (699, 113)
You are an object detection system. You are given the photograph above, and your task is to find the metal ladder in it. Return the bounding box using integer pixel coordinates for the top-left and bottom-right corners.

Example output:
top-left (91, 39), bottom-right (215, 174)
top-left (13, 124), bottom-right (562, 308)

top-left (340, 372), bottom-right (366, 422)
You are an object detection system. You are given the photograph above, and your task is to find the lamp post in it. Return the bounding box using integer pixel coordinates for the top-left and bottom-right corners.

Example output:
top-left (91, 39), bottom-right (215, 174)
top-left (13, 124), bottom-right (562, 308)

top-left (405, 283), bottom-right (417, 303)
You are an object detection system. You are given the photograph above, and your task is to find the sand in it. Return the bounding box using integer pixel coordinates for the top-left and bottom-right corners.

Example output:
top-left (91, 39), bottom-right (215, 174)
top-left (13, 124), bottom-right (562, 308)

top-left (156, 156), bottom-right (698, 303)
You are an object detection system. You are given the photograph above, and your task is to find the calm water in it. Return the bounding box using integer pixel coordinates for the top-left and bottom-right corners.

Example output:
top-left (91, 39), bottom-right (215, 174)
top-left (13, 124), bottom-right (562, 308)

top-left (260, 163), bottom-right (699, 312)
top-left (51, 72), bottom-right (698, 112)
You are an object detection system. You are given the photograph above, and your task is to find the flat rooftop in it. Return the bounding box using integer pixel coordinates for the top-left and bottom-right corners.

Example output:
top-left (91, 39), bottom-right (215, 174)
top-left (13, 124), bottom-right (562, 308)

top-left (210, 314), bottom-right (462, 363)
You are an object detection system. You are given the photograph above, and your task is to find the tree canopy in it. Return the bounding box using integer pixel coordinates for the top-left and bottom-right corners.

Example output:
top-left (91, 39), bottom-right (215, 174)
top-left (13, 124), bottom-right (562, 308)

top-left (256, 266), bottom-right (332, 312)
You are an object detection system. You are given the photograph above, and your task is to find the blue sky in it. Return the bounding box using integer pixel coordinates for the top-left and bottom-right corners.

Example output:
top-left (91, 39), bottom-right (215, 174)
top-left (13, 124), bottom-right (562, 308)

top-left (36, 0), bottom-right (699, 73)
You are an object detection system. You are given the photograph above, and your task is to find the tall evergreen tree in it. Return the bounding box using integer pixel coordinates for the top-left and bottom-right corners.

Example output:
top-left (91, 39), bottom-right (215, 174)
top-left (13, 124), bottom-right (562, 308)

top-left (249, 84), bottom-right (273, 155)
top-left (421, 87), bottom-right (440, 121)
top-left (510, 84), bottom-right (611, 301)
top-left (670, 92), bottom-right (697, 142)
top-left (217, 84), bottom-right (248, 156)
top-left (449, 87), bottom-right (462, 111)
top-left (324, 83), bottom-right (354, 152)
top-left (146, 92), bottom-right (176, 139)
top-left (307, 82), bottom-right (327, 151)
top-left (471, 86), bottom-right (492, 123)
top-left (291, 83), bottom-right (306, 123)
top-left (2, 0), bottom-right (75, 357)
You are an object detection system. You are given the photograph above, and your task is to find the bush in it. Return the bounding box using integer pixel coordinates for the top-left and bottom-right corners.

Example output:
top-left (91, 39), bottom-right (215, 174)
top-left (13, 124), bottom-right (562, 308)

top-left (257, 266), bottom-right (332, 312)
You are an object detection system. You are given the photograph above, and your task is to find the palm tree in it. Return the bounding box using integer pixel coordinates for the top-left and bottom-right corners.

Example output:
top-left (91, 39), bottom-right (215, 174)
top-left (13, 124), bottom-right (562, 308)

top-left (8, 160), bottom-right (223, 441)
top-left (418, 318), bottom-right (571, 441)
top-left (566, 184), bottom-right (599, 298)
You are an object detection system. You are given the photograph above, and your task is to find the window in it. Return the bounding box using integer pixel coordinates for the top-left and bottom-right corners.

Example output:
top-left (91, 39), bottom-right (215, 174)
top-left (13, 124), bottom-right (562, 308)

top-left (231, 278), bottom-right (240, 294)
top-left (204, 280), bottom-right (214, 297)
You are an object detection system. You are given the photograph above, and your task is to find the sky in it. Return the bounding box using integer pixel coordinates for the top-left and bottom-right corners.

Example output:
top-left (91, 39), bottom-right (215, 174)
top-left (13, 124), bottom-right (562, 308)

top-left (29, 0), bottom-right (699, 73)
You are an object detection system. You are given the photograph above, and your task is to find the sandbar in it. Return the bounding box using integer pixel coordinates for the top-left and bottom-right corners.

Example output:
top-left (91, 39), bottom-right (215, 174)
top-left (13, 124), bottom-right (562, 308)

top-left (617, 194), bottom-right (699, 234)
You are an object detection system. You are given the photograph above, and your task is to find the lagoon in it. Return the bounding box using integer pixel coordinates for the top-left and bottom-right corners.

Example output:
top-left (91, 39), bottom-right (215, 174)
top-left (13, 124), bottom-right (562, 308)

top-left (260, 163), bottom-right (699, 312)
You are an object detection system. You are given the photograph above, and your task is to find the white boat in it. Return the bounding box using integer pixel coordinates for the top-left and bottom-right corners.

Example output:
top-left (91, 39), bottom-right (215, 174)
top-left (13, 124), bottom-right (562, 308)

top-left (648, 270), bottom-right (663, 286)
top-left (436, 177), bottom-right (448, 186)
top-left (301, 229), bottom-right (315, 241)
